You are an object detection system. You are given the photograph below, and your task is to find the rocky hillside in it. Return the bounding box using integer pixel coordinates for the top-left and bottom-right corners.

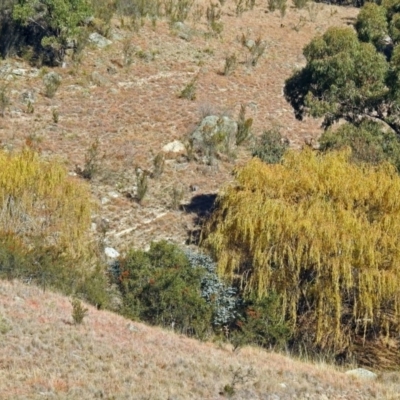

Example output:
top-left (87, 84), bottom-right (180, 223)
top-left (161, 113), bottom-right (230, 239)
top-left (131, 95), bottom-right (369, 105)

top-left (0, 0), bottom-right (358, 254)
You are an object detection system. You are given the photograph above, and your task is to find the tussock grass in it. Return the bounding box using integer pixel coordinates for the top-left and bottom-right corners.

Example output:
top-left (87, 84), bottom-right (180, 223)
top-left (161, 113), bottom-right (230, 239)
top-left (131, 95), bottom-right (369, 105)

top-left (0, 279), bottom-right (399, 399)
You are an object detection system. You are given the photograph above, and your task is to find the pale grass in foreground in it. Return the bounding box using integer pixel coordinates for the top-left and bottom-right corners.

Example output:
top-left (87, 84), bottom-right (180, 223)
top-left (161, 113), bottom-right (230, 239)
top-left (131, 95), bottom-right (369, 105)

top-left (0, 280), bottom-right (399, 399)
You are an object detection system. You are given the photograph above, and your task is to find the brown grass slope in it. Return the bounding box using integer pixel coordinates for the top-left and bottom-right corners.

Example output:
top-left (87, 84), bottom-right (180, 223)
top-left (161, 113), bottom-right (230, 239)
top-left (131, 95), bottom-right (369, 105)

top-left (0, 1), bottom-right (359, 251)
top-left (1, 279), bottom-right (400, 400)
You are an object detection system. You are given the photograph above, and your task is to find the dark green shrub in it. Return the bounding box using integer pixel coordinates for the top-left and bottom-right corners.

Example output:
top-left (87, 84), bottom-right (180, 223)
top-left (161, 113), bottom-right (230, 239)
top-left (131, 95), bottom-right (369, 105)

top-left (319, 120), bottom-right (400, 172)
top-left (117, 241), bottom-right (213, 338)
top-left (252, 129), bottom-right (289, 164)
top-left (115, 242), bottom-right (291, 347)
top-left (0, 232), bottom-right (111, 308)
top-left (355, 2), bottom-right (388, 49)
top-left (11, 0), bottom-right (92, 65)
top-left (76, 265), bottom-right (111, 310)
top-left (236, 104), bottom-right (253, 146)
top-left (232, 293), bottom-right (291, 350)
top-left (71, 298), bottom-right (88, 324)
top-left (179, 75), bottom-right (197, 100)
top-left (293, 0), bottom-right (308, 10)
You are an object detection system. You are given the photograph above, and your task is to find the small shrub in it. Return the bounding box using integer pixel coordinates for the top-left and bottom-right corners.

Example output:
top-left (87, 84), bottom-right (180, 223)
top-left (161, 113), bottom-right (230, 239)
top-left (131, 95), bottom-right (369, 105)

top-left (293, 0), bottom-right (308, 9)
top-left (75, 265), bottom-right (112, 310)
top-left (191, 4), bottom-right (204, 25)
top-left (236, 104), bottom-right (253, 145)
top-left (179, 75), bottom-right (197, 100)
top-left (52, 108), bottom-right (59, 123)
top-left (73, 29), bottom-right (90, 64)
top-left (247, 36), bottom-right (267, 67)
top-left (223, 384), bottom-right (235, 397)
top-left (43, 72), bottom-right (62, 98)
top-left (279, 0), bottom-right (287, 19)
top-left (152, 152), bottom-right (165, 179)
top-left (135, 167), bottom-right (148, 203)
top-left (268, 0), bottom-right (287, 14)
top-left (206, 2), bottom-right (223, 35)
top-left (26, 101), bottom-right (34, 114)
top-left (0, 83), bottom-right (10, 117)
top-left (122, 37), bottom-right (135, 66)
top-left (306, 2), bottom-right (322, 22)
top-left (233, 293), bottom-right (291, 349)
top-left (0, 315), bottom-right (11, 335)
top-left (246, 0), bottom-right (256, 10)
top-left (292, 15), bottom-right (307, 32)
top-left (91, 0), bottom-right (116, 35)
top-left (252, 128), bottom-right (289, 164)
top-left (71, 298), bottom-right (88, 325)
top-left (223, 54), bottom-right (237, 76)
top-left (268, 0), bottom-right (277, 12)
top-left (77, 137), bottom-right (102, 180)
top-left (184, 137), bottom-right (195, 161)
top-left (170, 184), bottom-right (185, 210)
top-left (235, 0), bottom-right (245, 16)
top-left (222, 367), bottom-right (256, 398)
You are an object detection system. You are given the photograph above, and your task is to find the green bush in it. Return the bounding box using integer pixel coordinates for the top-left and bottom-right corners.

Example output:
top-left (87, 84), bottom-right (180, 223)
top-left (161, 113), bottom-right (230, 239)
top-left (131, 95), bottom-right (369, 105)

top-left (11, 0), bottom-right (93, 65)
top-left (252, 129), bottom-right (289, 164)
top-left (236, 293), bottom-right (291, 349)
top-left (117, 241), bottom-right (213, 338)
top-left (0, 231), bottom-right (110, 305)
top-left (115, 241), bottom-right (291, 347)
top-left (319, 120), bottom-right (400, 172)
top-left (71, 298), bottom-right (88, 325)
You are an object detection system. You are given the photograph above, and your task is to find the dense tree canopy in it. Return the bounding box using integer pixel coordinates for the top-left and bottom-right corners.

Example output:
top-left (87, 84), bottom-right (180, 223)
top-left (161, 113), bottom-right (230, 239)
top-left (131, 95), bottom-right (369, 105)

top-left (202, 150), bottom-right (400, 366)
top-left (12, 0), bottom-right (91, 63)
top-left (285, 0), bottom-right (400, 138)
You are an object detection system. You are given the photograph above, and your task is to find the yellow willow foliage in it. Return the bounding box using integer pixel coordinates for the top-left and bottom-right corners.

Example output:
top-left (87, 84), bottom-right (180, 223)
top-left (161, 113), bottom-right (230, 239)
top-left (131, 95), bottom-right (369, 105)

top-left (0, 149), bottom-right (92, 259)
top-left (202, 149), bottom-right (400, 351)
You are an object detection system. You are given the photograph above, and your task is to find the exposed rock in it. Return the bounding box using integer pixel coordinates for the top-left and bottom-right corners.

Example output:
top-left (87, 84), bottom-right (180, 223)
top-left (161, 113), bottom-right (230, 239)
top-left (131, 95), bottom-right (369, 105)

top-left (161, 140), bottom-right (187, 162)
top-left (12, 68), bottom-right (26, 76)
top-left (20, 90), bottom-right (36, 104)
top-left (172, 22), bottom-right (192, 41)
top-left (162, 140), bottom-right (186, 157)
top-left (189, 115), bottom-right (238, 163)
top-left (43, 71), bottom-right (62, 87)
top-left (88, 32), bottom-right (112, 48)
top-left (345, 368), bottom-right (377, 380)
top-left (245, 39), bottom-right (256, 49)
top-left (127, 322), bottom-right (139, 332)
top-left (91, 71), bottom-right (109, 86)
top-left (105, 247), bottom-right (120, 259)
top-left (108, 191), bottom-right (120, 199)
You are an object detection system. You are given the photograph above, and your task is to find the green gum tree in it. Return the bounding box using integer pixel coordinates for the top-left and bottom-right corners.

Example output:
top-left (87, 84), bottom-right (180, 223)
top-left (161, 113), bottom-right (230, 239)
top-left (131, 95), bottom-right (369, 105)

top-left (284, 0), bottom-right (400, 141)
top-left (12, 0), bottom-right (92, 64)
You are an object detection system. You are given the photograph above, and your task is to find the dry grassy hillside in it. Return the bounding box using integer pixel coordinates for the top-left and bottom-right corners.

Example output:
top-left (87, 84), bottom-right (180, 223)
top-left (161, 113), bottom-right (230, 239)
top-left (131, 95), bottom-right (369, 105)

top-left (0, 0), bottom-right (359, 252)
top-left (1, 279), bottom-right (400, 399)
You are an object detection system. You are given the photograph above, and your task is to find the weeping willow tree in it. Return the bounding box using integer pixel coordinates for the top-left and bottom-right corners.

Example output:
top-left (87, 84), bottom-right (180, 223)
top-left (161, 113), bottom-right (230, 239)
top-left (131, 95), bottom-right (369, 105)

top-left (0, 148), bottom-right (93, 259)
top-left (202, 149), bottom-right (400, 366)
